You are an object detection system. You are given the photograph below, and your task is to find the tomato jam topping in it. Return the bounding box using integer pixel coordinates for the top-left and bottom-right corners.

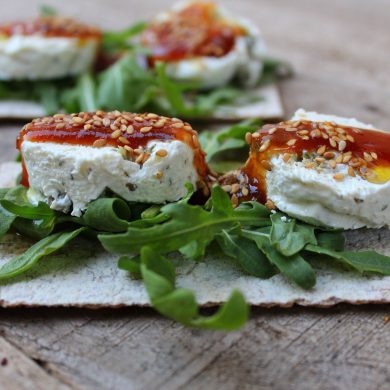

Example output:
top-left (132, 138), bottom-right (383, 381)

top-left (0, 16), bottom-right (101, 39)
top-left (141, 1), bottom-right (246, 63)
top-left (219, 119), bottom-right (390, 207)
top-left (17, 111), bottom-right (211, 189)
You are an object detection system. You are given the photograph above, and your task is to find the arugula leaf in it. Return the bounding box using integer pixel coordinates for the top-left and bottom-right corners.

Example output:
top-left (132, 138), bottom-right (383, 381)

top-left (243, 229), bottom-right (316, 289)
top-left (140, 246), bottom-right (248, 330)
top-left (0, 189), bottom-right (16, 241)
top-left (99, 186), bottom-right (270, 259)
top-left (270, 213), bottom-right (317, 256)
top-left (316, 231), bottom-right (345, 251)
top-left (81, 198), bottom-right (131, 232)
top-left (199, 119), bottom-right (260, 165)
top-left (305, 245), bottom-right (390, 275)
top-left (103, 22), bottom-right (147, 53)
top-left (217, 230), bottom-right (275, 278)
top-left (0, 228), bottom-right (86, 279)
top-left (117, 255), bottom-right (141, 279)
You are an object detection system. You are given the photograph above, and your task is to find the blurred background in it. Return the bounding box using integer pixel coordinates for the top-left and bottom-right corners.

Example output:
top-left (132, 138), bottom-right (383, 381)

top-left (0, 0), bottom-right (389, 127)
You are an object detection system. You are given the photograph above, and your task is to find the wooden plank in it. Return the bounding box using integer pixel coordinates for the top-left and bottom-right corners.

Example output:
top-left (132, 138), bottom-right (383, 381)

top-left (0, 0), bottom-right (389, 389)
top-left (0, 336), bottom-right (73, 390)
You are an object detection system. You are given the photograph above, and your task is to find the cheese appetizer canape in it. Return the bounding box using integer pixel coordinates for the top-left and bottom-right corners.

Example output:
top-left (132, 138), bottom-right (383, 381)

top-left (0, 16), bottom-right (101, 80)
top-left (17, 111), bottom-right (211, 216)
top-left (221, 109), bottom-right (390, 230)
top-left (141, 1), bottom-right (266, 89)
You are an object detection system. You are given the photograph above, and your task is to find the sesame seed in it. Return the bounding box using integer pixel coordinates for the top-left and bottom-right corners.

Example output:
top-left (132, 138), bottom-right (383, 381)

top-left (317, 145), bottom-right (326, 155)
top-left (364, 152), bottom-right (373, 162)
top-left (118, 136), bottom-right (129, 145)
top-left (301, 135), bottom-right (310, 140)
top-left (297, 130), bottom-right (309, 136)
top-left (268, 127), bottom-right (277, 135)
top-left (342, 154), bottom-right (352, 163)
top-left (172, 123), bottom-right (183, 128)
top-left (93, 139), bottom-right (106, 148)
top-left (265, 199), bottom-right (276, 210)
top-left (231, 194), bottom-right (239, 208)
top-left (338, 140), bottom-right (347, 151)
top-left (245, 132), bottom-right (252, 144)
top-left (111, 129), bottom-right (122, 139)
top-left (84, 124), bottom-right (92, 130)
top-left (285, 127), bottom-right (297, 132)
top-left (333, 173), bottom-right (344, 181)
top-left (110, 124), bottom-right (118, 131)
top-left (184, 125), bottom-right (192, 131)
top-left (330, 138), bottom-right (337, 148)
top-left (305, 162), bottom-right (316, 169)
top-left (324, 151), bottom-right (335, 159)
top-left (153, 121), bottom-right (165, 128)
top-left (322, 133), bottom-right (329, 139)
top-left (140, 126), bottom-right (152, 133)
top-left (231, 183), bottom-right (240, 193)
top-left (124, 145), bottom-right (134, 153)
top-left (55, 123), bottom-right (65, 129)
top-left (261, 159), bottom-right (272, 171)
top-left (134, 148), bottom-right (143, 155)
top-left (283, 153), bottom-right (291, 163)
top-left (222, 185), bottom-right (232, 193)
top-left (251, 132), bottom-right (260, 139)
top-left (286, 139), bottom-right (297, 146)
top-left (348, 166), bottom-right (355, 177)
top-left (72, 116), bottom-right (84, 124)
top-left (156, 149), bottom-right (168, 157)
top-left (335, 154), bottom-right (343, 163)
top-left (147, 113), bottom-right (158, 119)
top-left (259, 139), bottom-right (271, 152)
top-left (329, 160), bottom-right (337, 169)
top-left (346, 135), bottom-right (355, 143)
top-left (134, 116), bottom-right (144, 122)
top-left (102, 118), bottom-right (111, 127)
top-left (135, 153), bottom-right (145, 164)
top-left (127, 125), bottom-right (134, 134)
top-left (93, 120), bottom-right (102, 127)
top-left (315, 157), bottom-right (325, 163)
top-left (371, 152), bottom-right (378, 160)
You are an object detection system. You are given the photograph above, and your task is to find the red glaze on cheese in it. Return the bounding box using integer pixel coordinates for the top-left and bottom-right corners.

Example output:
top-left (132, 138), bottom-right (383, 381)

top-left (220, 120), bottom-right (390, 207)
top-left (141, 1), bottom-right (245, 63)
top-left (17, 111), bottom-right (210, 189)
top-left (0, 16), bottom-right (101, 39)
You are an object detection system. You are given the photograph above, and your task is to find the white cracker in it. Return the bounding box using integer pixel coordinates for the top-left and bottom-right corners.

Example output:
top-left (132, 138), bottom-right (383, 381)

top-left (0, 162), bottom-right (389, 308)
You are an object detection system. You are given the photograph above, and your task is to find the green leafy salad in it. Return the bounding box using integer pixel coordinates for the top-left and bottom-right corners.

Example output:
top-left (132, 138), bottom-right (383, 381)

top-left (0, 6), bottom-right (290, 118)
top-left (1, 122), bottom-right (390, 331)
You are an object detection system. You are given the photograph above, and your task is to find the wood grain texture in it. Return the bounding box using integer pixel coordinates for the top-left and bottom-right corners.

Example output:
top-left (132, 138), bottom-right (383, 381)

top-left (0, 0), bottom-right (389, 389)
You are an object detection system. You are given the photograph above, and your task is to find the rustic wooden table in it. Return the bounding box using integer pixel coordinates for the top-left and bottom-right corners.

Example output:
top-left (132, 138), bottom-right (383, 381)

top-left (0, 0), bottom-right (390, 389)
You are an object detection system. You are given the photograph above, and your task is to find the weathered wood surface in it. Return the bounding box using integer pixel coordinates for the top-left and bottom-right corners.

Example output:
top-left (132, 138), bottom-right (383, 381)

top-left (0, 0), bottom-right (390, 389)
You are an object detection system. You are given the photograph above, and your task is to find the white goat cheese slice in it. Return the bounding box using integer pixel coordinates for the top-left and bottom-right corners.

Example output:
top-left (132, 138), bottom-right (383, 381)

top-left (266, 109), bottom-right (389, 229)
top-left (156, 2), bottom-right (266, 89)
top-left (0, 36), bottom-right (99, 80)
top-left (22, 140), bottom-right (198, 217)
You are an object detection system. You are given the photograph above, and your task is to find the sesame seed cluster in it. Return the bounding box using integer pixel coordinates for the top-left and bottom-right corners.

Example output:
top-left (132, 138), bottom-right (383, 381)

top-left (0, 16), bottom-right (101, 38)
top-left (247, 119), bottom-right (379, 182)
top-left (24, 111), bottom-right (198, 166)
top-left (142, 2), bottom-right (243, 61)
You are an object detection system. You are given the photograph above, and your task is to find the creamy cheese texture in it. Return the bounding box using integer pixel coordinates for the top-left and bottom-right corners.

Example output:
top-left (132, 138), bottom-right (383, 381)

top-left (267, 109), bottom-right (389, 229)
top-left (23, 140), bottom-right (198, 217)
top-left (159, 2), bottom-right (266, 89)
top-left (0, 36), bottom-right (99, 80)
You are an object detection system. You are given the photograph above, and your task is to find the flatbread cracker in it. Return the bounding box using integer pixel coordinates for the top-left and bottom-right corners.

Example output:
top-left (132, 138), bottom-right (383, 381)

top-left (0, 162), bottom-right (389, 308)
